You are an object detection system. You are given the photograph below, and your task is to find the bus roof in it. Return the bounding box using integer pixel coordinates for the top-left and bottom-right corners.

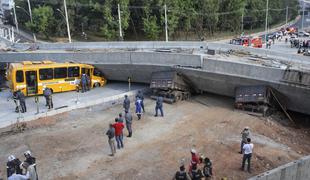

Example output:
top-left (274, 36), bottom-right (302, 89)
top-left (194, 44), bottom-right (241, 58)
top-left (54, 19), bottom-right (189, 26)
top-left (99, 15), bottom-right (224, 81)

top-left (10, 61), bottom-right (93, 70)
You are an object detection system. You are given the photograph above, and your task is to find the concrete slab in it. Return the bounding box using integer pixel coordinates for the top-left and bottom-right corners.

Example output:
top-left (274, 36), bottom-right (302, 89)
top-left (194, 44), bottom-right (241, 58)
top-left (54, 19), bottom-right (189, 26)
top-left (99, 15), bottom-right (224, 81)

top-left (0, 82), bottom-right (147, 128)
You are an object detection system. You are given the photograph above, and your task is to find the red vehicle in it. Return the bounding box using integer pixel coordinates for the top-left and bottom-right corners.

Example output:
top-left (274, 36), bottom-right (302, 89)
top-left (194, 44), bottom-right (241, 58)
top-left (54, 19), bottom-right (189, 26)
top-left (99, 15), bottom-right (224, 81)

top-left (251, 37), bottom-right (262, 48)
top-left (230, 36), bottom-right (262, 48)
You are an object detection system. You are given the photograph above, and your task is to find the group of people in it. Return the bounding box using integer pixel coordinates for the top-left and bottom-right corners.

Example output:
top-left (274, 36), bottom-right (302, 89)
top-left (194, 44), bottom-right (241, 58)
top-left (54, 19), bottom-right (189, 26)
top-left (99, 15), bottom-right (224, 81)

top-left (6, 150), bottom-right (38, 180)
top-left (174, 149), bottom-right (213, 180)
top-left (9, 86), bottom-right (54, 114)
top-left (240, 127), bottom-right (253, 173)
top-left (80, 73), bottom-right (91, 93)
top-left (10, 90), bottom-right (27, 113)
top-left (105, 90), bottom-right (164, 156)
top-left (173, 127), bottom-right (253, 179)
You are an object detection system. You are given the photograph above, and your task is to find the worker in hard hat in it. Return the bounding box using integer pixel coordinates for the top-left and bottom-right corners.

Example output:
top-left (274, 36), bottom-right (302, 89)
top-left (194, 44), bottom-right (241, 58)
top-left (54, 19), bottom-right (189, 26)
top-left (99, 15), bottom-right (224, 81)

top-left (239, 127), bottom-right (251, 154)
top-left (189, 149), bottom-right (201, 172)
top-left (7, 155), bottom-right (23, 178)
top-left (23, 150), bottom-right (36, 166)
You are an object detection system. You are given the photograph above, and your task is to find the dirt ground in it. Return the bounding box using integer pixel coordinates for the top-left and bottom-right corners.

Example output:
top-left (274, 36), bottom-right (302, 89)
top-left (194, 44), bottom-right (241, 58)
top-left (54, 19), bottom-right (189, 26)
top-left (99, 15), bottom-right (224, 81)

top-left (0, 94), bottom-right (310, 180)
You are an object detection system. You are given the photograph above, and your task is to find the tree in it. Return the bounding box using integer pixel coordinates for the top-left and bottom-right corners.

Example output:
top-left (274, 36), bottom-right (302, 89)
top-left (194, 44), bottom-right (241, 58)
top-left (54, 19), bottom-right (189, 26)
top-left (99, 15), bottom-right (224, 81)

top-left (142, 0), bottom-right (162, 40)
top-left (26, 6), bottom-right (56, 39)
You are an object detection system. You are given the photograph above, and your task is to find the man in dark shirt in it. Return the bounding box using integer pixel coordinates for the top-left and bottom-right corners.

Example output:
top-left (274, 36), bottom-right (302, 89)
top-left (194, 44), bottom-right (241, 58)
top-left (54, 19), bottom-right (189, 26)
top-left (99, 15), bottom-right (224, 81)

top-left (7, 155), bottom-right (23, 178)
top-left (174, 165), bottom-right (190, 180)
top-left (123, 95), bottom-right (130, 112)
top-left (155, 95), bottom-right (164, 117)
top-left (106, 123), bottom-right (116, 156)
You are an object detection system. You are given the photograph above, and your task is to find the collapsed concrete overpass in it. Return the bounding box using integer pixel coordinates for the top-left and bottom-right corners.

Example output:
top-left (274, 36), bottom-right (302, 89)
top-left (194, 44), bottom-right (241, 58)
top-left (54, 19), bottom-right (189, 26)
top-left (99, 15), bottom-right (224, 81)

top-left (0, 45), bottom-right (309, 115)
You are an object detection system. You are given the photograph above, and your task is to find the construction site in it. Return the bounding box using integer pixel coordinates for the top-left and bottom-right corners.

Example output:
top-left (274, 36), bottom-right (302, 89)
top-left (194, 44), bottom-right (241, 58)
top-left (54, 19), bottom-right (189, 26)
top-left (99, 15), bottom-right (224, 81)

top-left (0, 0), bottom-right (310, 179)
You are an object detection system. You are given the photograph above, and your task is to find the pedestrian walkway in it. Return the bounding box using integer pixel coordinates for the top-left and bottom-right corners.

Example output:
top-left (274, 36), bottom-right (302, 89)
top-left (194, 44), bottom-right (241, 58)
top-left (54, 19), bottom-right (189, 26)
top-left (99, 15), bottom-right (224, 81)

top-left (0, 82), bottom-right (147, 128)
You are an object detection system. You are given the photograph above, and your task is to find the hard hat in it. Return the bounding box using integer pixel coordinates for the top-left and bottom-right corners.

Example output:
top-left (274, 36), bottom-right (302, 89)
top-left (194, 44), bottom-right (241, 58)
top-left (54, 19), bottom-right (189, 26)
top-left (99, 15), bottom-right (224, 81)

top-left (191, 149), bottom-right (196, 154)
top-left (245, 126), bottom-right (249, 130)
top-left (24, 150), bottom-right (31, 156)
top-left (43, 85), bottom-right (47, 90)
top-left (8, 155), bottom-right (16, 162)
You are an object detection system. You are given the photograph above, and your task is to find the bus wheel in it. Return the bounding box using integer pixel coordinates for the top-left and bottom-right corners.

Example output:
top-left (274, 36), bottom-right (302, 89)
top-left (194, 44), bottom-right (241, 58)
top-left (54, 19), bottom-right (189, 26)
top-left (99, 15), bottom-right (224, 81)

top-left (94, 83), bottom-right (100, 88)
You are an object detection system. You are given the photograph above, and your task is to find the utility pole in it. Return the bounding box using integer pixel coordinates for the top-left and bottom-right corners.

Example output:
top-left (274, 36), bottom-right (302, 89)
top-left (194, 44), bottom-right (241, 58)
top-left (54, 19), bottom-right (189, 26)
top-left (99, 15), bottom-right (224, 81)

top-left (64, 0), bottom-right (72, 43)
top-left (265, 0), bottom-right (269, 44)
top-left (118, 4), bottom-right (123, 41)
top-left (13, 2), bottom-right (19, 33)
top-left (302, 1), bottom-right (305, 30)
top-left (27, 0), bottom-right (36, 42)
top-left (164, 4), bottom-right (168, 42)
top-left (241, 13), bottom-right (244, 33)
top-left (286, 6), bottom-right (288, 25)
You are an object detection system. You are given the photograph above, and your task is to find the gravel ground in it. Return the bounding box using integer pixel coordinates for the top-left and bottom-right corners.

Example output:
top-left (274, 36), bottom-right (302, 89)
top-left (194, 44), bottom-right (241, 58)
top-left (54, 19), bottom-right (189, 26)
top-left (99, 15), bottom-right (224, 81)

top-left (0, 94), bottom-right (309, 180)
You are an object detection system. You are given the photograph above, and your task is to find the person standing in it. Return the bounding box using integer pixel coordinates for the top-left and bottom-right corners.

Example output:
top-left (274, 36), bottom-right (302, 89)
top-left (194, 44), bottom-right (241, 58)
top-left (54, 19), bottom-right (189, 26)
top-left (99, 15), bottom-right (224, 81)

top-left (241, 138), bottom-right (254, 173)
top-left (118, 113), bottom-right (124, 123)
top-left (43, 87), bottom-right (53, 109)
top-left (189, 164), bottom-right (203, 180)
top-left (86, 74), bottom-right (90, 91)
top-left (17, 90), bottom-right (26, 113)
top-left (203, 157), bottom-right (213, 179)
top-left (154, 95), bottom-right (164, 117)
top-left (23, 151), bottom-right (36, 166)
top-left (113, 119), bottom-right (124, 149)
top-left (173, 164), bottom-right (190, 180)
top-left (21, 162), bottom-right (38, 180)
top-left (7, 155), bottom-right (22, 178)
top-left (239, 127), bottom-right (251, 154)
top-left (135, 98), bottom-right (142, 120)
top-left (81, 74), bottom-right (87, 93)
top-left (189, 149), bottom-right (201, 172)
top-left (106, 123), bottom-right (116, 156)
top-left (136, 90), bottom-right (145, 112)
top-left (123, 95), bottom-right (130, 112)
top-left (125, 110), bottom-right (133, 137)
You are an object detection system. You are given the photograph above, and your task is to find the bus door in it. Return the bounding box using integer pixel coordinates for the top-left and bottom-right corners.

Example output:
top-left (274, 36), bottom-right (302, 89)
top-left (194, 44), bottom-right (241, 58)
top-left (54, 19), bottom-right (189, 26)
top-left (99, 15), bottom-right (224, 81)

top-left (25, 70), bottom-right (38, 95)
top-left (82, 67), bottom-right (91, 86)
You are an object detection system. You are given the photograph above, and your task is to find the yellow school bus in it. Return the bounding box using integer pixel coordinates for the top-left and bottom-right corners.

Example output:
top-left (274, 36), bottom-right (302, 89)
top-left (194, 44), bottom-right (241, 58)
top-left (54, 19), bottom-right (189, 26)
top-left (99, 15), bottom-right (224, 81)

top-left (6, 60), bottom-right (106, 96)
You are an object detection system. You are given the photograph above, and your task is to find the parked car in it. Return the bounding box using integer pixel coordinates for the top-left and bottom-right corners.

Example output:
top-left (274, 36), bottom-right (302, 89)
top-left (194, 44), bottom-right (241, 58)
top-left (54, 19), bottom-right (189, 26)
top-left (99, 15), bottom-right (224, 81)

top-left (298, 31), bottom-right (310, 37)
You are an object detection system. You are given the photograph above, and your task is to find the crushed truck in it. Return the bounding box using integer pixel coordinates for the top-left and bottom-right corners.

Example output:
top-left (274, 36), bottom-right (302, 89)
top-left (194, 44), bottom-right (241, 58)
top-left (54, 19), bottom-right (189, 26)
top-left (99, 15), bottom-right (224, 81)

top-left (234, 85), bottom-right (292, 120)
top-left (150, 71), bottom-right (192, 103)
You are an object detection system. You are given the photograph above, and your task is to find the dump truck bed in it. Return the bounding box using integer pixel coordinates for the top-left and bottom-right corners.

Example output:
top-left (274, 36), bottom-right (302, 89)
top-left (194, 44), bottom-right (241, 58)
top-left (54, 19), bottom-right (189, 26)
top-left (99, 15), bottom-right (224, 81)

top-left (150, 71), bottom-right (189, 91)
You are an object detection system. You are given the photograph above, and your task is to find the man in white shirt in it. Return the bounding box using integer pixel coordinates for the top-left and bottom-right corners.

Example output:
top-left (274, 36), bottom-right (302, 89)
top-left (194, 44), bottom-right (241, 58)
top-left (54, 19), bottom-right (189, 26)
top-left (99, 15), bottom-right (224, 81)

top-left (241, 138), bottom-right (254, 173)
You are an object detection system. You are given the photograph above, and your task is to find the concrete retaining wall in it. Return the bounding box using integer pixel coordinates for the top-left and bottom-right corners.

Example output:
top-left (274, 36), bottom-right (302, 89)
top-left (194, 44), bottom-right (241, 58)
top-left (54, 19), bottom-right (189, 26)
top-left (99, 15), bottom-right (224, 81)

top-left (12, 41), bottom-right (207, 50)
top-left (10, 41), bottom-right (309, 65)
top-left (248, 155), bottom-right (310, 180)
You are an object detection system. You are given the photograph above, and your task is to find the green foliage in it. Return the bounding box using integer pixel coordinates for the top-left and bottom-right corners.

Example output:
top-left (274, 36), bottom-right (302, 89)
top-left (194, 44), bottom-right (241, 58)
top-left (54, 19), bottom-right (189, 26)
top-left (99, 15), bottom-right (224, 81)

top-left (143, 15), bottom-right (161, 40)
top-left (25, 6), bottom-right (55, 39)
top-left (17, 0), bottom-right (299, 40)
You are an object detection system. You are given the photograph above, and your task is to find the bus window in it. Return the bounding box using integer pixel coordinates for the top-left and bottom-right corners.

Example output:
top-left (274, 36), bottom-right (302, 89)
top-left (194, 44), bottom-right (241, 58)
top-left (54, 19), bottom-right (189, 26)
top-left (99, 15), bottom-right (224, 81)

top-left (68, 66), bottom-right (80, 77)
top-left (54, 67), bottom-right (67, 79)
top-left (82, 68), bottom-right (90, 76)
top-left (93, 68), bottom-right (102, 76)
top-left (16, 70), bottom-right (24, 83)
top-left (39, 68), bottom-right (53, 80)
